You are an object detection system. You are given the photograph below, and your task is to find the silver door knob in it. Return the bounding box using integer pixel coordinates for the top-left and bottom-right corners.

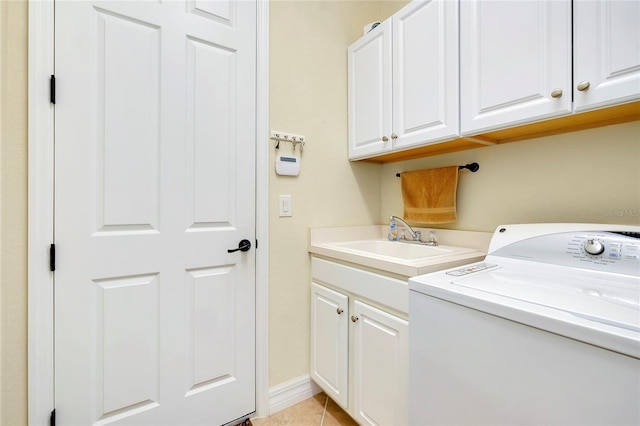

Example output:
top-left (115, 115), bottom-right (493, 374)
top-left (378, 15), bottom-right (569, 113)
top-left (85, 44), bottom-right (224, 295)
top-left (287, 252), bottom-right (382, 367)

top-left (351, 315), bottom-right (359, 323)
top-left (381, 136), bottom-right (389, 142)
top-left (550, 89), bottom-right (563, 98)
top-left (391, 133), bottom-right (398, 140)
top-left (577, 81), bottom-right (590, 91)
top-left (336, 308), bottom-right (344, 315)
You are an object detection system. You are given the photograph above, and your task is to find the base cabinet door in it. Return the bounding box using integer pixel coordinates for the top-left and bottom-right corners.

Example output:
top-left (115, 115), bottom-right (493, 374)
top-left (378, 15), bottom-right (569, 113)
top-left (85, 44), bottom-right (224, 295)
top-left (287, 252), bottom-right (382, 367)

top-left (352, 301), bottom-right (409, 426)
top-left (573, 0), bottom-right (640, 112)
top-left (310, 283), bottom-right (349, 408)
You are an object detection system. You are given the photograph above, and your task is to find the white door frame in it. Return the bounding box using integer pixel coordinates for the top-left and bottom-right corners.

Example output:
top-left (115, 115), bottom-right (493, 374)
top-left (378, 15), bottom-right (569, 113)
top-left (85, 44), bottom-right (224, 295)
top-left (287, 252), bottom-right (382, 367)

top-left (27, 1), bottom-right (270, 423)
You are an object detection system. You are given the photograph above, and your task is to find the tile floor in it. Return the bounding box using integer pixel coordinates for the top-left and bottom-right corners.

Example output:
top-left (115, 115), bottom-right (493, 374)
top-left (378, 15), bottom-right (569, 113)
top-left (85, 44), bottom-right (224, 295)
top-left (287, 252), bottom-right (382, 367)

top-left (251, 393), bottom-right (358, 426)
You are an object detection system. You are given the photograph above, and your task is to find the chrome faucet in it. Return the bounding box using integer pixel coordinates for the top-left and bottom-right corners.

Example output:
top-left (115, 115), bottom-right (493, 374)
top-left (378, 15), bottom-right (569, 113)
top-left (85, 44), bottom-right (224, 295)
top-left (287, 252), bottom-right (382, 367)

top-left (389, 215), bottom-right (438, 246)
top-left (390, 215), bottom-right (420, 241)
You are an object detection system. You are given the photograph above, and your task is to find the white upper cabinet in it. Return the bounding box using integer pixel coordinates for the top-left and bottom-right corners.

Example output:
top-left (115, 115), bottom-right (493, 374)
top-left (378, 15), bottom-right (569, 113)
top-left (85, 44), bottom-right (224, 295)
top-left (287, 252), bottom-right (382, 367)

top-left (391, 0), bottom-right (459, 151)
top-left (573, 0), bottom-right (640, 112)
top-left (460, 0), bottom-right (572, 135)
top-left (348, 19), bottom-right (393, 159)
top-left (348, 0), bottom-right (459, 160)
top-left (348, 0), bottom-right (640, 162)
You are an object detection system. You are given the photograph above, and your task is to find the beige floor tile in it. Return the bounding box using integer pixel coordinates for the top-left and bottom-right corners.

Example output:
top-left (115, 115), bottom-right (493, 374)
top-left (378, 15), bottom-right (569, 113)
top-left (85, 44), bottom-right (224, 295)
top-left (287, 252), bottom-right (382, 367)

top-left (321, 397), bottom-right (358, 426)
top-left (251, 393), bottom-right (327, 426)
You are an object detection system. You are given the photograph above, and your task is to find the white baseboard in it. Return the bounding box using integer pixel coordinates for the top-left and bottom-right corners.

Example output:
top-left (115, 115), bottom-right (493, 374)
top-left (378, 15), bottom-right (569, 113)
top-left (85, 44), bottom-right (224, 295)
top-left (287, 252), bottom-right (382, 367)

top-left (264, 375), bottom-right (323, 416)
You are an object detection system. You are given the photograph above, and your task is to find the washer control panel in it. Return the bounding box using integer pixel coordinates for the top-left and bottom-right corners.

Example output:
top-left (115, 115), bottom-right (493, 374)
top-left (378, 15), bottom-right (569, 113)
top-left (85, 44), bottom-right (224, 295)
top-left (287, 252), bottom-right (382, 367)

top-left (491, 230), bottom-right (640, 276)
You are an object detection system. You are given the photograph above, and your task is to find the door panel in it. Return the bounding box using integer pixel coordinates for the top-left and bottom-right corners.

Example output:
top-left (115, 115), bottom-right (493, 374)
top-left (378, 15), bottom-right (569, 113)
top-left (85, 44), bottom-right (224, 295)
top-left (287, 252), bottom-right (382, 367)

top-left (54, 1), bottom-right (256, 424)
top-left (187, 38), bottom-right (235, 226)
top-left (98, 274), bottom-right (159, 414)
top-left (97, 9), bottom-right (161, 232)
top-left (186, 266), bottom-right (235, 389)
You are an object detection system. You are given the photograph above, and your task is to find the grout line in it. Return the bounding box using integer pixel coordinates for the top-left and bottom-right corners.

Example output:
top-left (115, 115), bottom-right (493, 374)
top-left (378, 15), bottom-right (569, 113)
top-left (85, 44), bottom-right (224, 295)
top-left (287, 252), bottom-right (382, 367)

top-left (319, 394), bottom-right (329, 426)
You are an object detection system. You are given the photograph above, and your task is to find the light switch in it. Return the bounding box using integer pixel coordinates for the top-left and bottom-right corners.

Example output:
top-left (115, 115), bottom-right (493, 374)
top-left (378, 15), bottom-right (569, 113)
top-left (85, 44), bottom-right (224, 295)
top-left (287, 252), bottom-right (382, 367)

top-left (279, 195), bottom-right (292, 217)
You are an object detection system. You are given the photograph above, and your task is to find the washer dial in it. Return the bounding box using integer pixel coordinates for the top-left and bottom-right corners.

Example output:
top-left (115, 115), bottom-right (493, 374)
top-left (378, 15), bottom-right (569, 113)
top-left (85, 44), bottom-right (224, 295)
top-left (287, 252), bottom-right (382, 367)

top-left (584, 239), bottom-right (605, 256)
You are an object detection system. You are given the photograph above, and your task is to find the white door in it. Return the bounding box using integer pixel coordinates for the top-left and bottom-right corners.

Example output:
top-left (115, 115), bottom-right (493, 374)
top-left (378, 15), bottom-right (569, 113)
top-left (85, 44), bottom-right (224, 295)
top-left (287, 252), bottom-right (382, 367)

top-left (573, 0), bottom-right (640, 112)
top-left (310, 283), bottom-right (349, 409)
top-left (460, 0), bottom-right (572, 135)
top-left (392, 0), bottom-right (459, 151)
top-left (347, 19), bottom-right (392, 160)
top-left (352, 301), bottom-right (408, 426)
top-left (54, 1), bottom-right (257, 424)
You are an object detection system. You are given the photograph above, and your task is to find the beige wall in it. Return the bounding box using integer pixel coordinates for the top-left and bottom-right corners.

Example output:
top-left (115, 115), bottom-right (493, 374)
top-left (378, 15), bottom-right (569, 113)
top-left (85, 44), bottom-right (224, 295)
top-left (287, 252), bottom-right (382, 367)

top-left (268, 0), bottom-right (384, 387)
top-left (0, 0), bottom-right (29, 424)
top-left (380, 122), bottom-right (640, 232)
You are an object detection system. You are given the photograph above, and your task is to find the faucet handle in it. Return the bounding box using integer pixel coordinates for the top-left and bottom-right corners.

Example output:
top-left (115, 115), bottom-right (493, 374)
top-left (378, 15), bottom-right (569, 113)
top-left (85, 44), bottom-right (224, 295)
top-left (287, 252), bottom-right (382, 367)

top-left (414, 231), bottom-right (421, 241)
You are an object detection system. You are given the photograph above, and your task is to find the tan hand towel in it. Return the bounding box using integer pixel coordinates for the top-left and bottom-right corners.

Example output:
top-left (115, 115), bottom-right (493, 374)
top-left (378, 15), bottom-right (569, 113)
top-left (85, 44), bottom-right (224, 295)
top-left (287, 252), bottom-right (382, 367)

top-left (401, 166), bottom-right (458, 224)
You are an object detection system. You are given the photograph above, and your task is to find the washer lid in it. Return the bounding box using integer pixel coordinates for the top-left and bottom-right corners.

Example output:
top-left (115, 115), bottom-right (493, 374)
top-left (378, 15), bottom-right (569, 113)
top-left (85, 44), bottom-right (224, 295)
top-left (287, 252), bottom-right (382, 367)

top-left (410, 261), bottom-right (640, 359)
top-left (451, 268), bottom-right (639, 333)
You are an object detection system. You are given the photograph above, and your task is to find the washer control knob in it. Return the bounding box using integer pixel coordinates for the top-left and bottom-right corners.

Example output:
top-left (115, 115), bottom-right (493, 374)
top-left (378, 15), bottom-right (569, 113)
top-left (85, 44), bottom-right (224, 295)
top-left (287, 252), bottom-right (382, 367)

top-left (584, 239), bottom-right (605, 256)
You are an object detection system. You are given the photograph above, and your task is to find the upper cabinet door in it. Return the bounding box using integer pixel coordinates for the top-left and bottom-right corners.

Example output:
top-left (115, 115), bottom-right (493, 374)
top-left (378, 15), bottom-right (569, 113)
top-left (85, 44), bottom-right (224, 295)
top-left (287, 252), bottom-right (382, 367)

top-left (573, 0), bottom-right (640, 112)
top-left (348, 20), bottom-right (392, 160)
top-left (460, 0), bottom-right (572, 135)
top-left (392, 0), bottom-right (459, 150)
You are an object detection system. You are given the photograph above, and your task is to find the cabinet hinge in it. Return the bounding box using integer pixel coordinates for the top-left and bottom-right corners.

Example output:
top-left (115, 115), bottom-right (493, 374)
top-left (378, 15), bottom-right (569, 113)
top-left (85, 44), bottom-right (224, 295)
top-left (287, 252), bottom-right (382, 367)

top-left (50, 244), bottom-right (56, 272)
top-left (256, 239), bottom-right (259, 250)
top-left (50, 75), bottom-right (56, 104)
top-left (50, 408), bottom-right (56, 426)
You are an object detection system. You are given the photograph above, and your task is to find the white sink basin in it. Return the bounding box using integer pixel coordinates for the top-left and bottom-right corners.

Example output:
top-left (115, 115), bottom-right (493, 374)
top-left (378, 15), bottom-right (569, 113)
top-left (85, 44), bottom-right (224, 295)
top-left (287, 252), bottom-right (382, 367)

top-left (324, 240), bottom-right (474, 262)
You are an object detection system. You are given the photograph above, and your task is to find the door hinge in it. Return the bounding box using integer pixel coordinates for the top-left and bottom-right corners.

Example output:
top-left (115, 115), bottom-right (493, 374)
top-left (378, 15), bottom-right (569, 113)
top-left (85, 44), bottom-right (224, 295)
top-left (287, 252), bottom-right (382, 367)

top-left (50, 408), bottom-right (56, 426)
top-left (49, 244), bottom-right (56, 272)
top-left (50, 75), bottom-right (56, 104)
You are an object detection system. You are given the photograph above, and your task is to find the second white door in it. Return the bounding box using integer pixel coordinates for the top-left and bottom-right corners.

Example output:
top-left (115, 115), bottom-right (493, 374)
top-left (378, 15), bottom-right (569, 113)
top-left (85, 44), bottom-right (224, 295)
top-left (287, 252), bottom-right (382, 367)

top-left (54, 1), bottom-right (257, 424)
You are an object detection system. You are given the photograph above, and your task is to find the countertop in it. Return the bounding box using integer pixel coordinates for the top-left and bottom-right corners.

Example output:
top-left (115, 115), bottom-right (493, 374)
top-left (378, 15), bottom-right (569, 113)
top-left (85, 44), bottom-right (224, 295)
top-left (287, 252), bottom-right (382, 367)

top-left (308, 225), bottom-right (492, 278)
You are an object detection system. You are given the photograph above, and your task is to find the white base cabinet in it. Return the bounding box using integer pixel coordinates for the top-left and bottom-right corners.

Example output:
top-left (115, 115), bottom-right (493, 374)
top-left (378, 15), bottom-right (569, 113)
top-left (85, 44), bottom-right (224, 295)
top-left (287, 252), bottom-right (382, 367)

top-left (310, 258), bottom-right (408, 426)
top-left (310, 283), bottom-right (349, 408)
top-left (352, 301), bottom-right (408, 426)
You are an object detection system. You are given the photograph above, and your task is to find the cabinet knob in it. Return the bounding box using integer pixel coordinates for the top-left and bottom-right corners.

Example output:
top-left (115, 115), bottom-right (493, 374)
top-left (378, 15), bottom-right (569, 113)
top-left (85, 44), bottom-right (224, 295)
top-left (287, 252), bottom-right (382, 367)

top-left (381, 136), bottom-right (389, 142)
top-left (577, 81), bottom-right (590, 92)
top-left (336, 308), bottom-right (344, 315)
top-left (550, 89), bottom-right (563, 98)
top-left (351, 315), bottom-right (359, 323)
top-left (391, 133), bottom-right (398, 140)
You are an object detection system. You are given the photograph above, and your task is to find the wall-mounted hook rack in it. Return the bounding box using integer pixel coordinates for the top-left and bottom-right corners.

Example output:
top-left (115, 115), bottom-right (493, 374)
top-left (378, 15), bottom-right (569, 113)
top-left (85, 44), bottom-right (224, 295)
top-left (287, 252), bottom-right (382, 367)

top-left (271, 130), bottom-right (306, 151)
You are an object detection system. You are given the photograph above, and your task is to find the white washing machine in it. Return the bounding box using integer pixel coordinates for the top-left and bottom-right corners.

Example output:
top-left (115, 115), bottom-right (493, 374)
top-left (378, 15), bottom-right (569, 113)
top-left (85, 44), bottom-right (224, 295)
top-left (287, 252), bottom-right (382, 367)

top-left (408, 223), bottom-right (640, 425)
